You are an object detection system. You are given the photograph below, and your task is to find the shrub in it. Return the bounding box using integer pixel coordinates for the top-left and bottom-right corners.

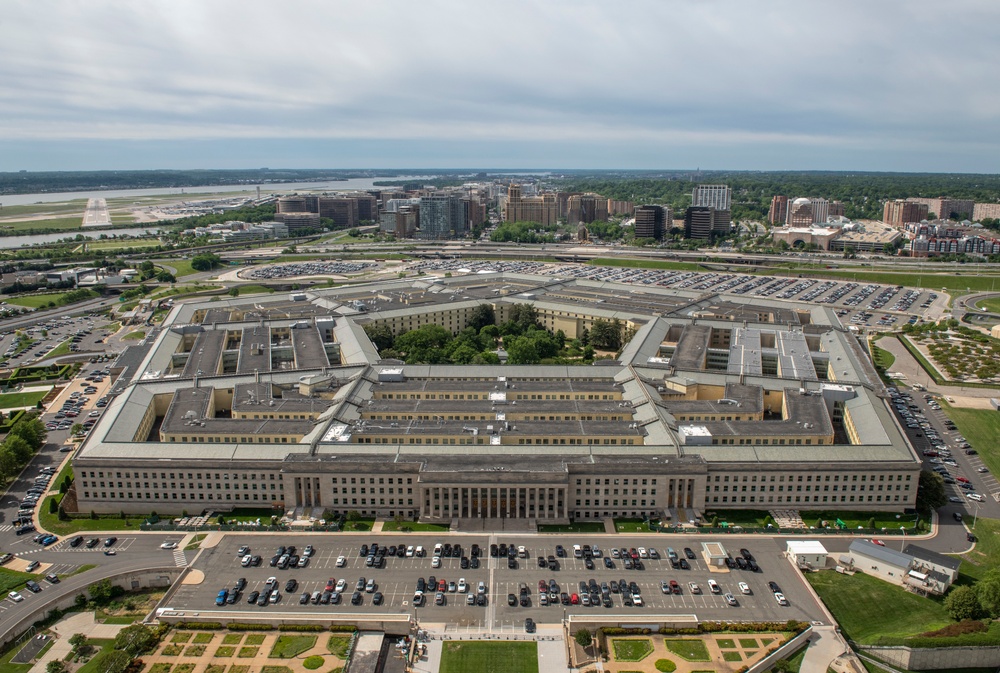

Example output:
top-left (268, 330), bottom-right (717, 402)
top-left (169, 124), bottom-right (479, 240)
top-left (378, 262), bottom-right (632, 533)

top-left (655, 659), bottom-right (677, 672)
top-left (329, 625), bottom-right (358, 632)
top-left (277, 624), bottom-right (323, 632)
top-left (227, 623), bottom-right (274, 631)
top-left (303, 656), bottom-right (324, 670)
top-left (175, 622), bottom-right (223, 630)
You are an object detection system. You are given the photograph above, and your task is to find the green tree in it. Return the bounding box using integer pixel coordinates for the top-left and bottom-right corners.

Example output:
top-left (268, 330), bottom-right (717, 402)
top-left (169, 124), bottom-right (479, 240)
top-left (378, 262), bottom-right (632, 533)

top-left (190, 252), bottom-right (222, 272)
top-left (945, 585), bottom-right (984, 620)
top-left (89, 578), bottom-right (115, 604)
top-left (917, 470), bottom-right (947, 515)
top-left (468, 304), bottom-right (496, 332)
top-left (574, 629), bottom-right (593, 648)
top-left (3, 435), bottom-right (34, 464)
top-left (228, 287), bottom-right (240, 297)
top-left (976, 570), bottom-right (1000, 617)
top-left (471, 351), bottom-right (501, 365)
top-left (70, 423), bottom-right (84, 436)
top-left (99, 650), bottom-right (132, 673)
top-left (46, 660), bottom-right (66, 673)
top-left (115, 623), bottom-right (157, 655)
top-left (156, 270), bottom-right (176, 283)
top-left (8, 414), bottom-right (46, 450)
top-left (363, 324), bottom-right (395, 352)
top-left (508, 303), bottom-right (539, 331)
top-left (0, 447), bottom-right (18, 479)
top-left (506, 335), bottom-right (540, 365)
top-left (69, 633), bottom-right (89, 653)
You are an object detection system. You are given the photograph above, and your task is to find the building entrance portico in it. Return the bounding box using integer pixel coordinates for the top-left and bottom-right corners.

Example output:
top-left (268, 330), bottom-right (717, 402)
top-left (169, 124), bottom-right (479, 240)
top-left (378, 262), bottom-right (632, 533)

top-left (419, 483), bottom-right (569, 523)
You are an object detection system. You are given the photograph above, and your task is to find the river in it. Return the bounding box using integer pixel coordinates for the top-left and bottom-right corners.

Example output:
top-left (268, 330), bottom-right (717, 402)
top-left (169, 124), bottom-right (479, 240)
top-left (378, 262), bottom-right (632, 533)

top-left (0, 227), bottom-right (167, 250)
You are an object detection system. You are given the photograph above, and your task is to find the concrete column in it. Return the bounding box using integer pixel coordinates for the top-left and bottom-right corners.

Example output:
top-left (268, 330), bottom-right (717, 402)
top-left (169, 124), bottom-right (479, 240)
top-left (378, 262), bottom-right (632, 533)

top-left (477, 487), bottom-right (483, 518)
top-left (530, 488), bottom-right (536, 517)
top-left (515, 487), bottom-right (520, 518)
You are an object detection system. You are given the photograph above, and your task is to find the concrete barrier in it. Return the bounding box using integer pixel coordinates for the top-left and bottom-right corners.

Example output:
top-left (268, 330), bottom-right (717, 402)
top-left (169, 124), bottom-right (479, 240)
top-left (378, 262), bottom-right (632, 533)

top-left (747, 625), bottom-right (814, 673)
top-left (858, 644), bottom-right (1000, 671)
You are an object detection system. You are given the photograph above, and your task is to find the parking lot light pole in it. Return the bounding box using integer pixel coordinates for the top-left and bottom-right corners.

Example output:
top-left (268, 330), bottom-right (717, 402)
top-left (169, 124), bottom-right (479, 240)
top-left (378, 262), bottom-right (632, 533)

top-left (900, 525), bottom-right (906, 551)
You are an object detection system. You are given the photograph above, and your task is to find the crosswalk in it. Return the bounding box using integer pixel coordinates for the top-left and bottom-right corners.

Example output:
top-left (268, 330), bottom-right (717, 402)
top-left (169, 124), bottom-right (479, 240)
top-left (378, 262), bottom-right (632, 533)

top-left (0, 525), bottom-right (13, 533)
top-left (173, 550), bottom-right (188, 567)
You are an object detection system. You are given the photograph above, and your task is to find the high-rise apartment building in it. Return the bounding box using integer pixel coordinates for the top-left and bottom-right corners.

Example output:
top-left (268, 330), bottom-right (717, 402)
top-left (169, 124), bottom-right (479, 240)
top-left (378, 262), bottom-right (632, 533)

top-left (607, 199), bottom-right (635, 216)
top-left (418, 192), bottom-right (457, 240)
top-left (691, 184), bottom-right (732, 210)
top-left (768, 196), bottom-right (789, 224)
top-left (974, 203), bottom-right (1000, 220)
top-left (829, 201), bottom-right (845, 219)
top-left (684, 206), bottom-right (729, 239)
top-left (505, 184), bottom-right (558, 225)
top-left (883, 199), bottom-right (929, 227)
top-left (567, 193), bottom-right (609, 224)
top-left (634, 205), bottom-right (671, 241)
top-left (906, 197), bottom-right (975, 221)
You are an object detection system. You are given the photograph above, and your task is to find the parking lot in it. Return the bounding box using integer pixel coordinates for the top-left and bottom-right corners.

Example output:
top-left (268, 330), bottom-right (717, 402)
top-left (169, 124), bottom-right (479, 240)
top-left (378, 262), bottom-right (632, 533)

top-left (169, 534), bottom-right (828, 629)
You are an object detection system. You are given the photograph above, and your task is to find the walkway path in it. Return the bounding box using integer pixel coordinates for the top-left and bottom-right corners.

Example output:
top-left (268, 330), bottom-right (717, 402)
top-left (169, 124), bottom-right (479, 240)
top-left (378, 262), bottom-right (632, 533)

top-left (29, 612), bottom-right (127, 673)
top-left (799, 625), bottom-right (849, 673)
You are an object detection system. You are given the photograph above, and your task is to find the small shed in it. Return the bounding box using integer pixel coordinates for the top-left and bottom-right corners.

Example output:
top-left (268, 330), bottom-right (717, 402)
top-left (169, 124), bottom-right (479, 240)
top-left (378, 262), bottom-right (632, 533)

top-left (701, 541), bottom-right (729, 567)
top-left (786, 540), bottom-right (829, 567)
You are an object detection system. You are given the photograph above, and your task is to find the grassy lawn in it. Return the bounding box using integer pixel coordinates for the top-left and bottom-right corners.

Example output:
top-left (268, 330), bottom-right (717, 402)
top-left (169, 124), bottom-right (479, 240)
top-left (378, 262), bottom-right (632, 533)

top-left (342, 518), bottom-right (375, 531)
top-left (0, 200), bottom-right (86, 218)
top-left (703, 509), bottom-right (770, 527)
top-left (0, 567), bottom-right (39, 595)
top-left (3, 289), bottom-right (99, 309)
top-left (955, 516), bottom-right (1000, 581)
top-left (237, 646), bottom-right (258, 658)
top-left (615, 518), bottom-right (653, 532)
top-left (121, 330), bottom-right (146, 340)
top-left (717, 639), bottom-right (736, 649)
top-left (214, 646), bottom-right (235, 657)
top-left (439, 641), bottom-right (538, 673)
top-left (269, 635), bottom-right (317, 658)
top-left (380, 520), bottom-right (451, 532)
top-left (0, 389), bottom-right (48, 409)
top-left (663, 639), bottom-right (711, 661)
top-left (723, 651), bottom-right (743, 662)
top-left (45, 339), bottom-right (74, 358)
top-left (798, 510), bottom-right (920, 531)
top-left (872, 345), bottom-right (895, 372)
top-left (38, 496), bottom-right (145, 535)
top-left (84, 239), bottom-right (161, 251)
top-left (738, 638), bottom-right (758, 648)
top-left (943, 405), bottom-right (1000, 484)
top-left (806, 570), bottom-right (952, 644)
top-left (76, 639), bottom-right (117, 673)
top-left (590, 258), bottom-right (706, 272)
top-left (975, 297), bottom-right (1000, 313)
top-left (0, 216), bottom-right (83, 232)
top-left (232, 284), bottom-right (276, 295)
top-left (223, 634), bottom-right (243, 645)
top-left (612, 639), bottom-right (654, 662)
top-left (538, 521), bottom-right (607, 533)
top-left (326, 635), bottom-right (351, 658)
top-left (244, 634), bottom-right (266, 646)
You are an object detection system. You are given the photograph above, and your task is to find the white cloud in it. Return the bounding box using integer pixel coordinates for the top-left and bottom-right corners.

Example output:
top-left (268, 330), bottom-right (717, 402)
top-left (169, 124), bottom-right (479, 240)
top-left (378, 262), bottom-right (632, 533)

top-left (1, 0), bottom-right (999, 168)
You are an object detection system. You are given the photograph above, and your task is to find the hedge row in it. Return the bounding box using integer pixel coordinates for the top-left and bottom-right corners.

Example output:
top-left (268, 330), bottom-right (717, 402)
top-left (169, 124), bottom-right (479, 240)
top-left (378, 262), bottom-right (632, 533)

top-left (330, 625), bottom-right (358, 633)
top-left (225, 623), bottom-right (274, 631)
top-left (175, 622), bottom-right (224, 630)
top-left (599, 620), bottom-right (808, 638)
top-left (278, 625), bottom-right (323, 632)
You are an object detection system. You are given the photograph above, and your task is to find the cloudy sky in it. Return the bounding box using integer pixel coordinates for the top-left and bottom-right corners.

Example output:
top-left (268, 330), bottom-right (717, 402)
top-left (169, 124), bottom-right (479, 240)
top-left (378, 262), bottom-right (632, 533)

top-left (2, 1), bottom-right (998, 172)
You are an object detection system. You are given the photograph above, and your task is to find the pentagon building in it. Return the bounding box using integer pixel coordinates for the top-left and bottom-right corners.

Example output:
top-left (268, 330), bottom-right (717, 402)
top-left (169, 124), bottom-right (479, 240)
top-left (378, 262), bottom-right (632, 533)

top-left (74, 272), bottom-right (920, 522)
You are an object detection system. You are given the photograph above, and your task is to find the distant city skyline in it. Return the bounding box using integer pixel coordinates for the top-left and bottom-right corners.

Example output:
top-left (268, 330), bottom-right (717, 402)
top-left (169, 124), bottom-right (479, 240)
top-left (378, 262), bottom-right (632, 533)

top-left (1, 1), bottom-right (999, 173)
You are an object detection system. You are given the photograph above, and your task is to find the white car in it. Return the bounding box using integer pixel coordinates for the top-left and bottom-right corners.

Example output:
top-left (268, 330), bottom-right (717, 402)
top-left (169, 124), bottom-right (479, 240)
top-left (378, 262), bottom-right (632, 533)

top-left (775, 592), bottom-right (789, 606)
top-left (335, 579), bottom-right (347, 593)
top-left (8, 591), bottom-right (23, 602)
top-left (738, 582), bottom-right (751, 595)
top-left (160, 541), bottom-right (178, 550)
top-left (431, 557), bottom-right (441, 568)
top-left (949, 496), bottom-right (963, 503)
top-left (457, 578), bottom-right (467, 593)
top-left (688, 582), bottom-right (701, 594)
top-left (336, 555), bottom-right (346, 567)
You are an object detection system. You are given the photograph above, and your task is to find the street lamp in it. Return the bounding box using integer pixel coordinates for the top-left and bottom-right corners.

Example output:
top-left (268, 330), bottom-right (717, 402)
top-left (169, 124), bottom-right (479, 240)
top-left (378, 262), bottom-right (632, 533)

top-left (900, 525), bottom-right (906, 552)
top-left (973, 501), bottom-right (981, 530)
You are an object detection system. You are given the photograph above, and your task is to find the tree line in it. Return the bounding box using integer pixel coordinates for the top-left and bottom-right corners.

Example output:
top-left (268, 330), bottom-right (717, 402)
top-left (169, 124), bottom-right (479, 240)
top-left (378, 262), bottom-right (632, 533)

top-left (0, 414), bottom-right (47, 484)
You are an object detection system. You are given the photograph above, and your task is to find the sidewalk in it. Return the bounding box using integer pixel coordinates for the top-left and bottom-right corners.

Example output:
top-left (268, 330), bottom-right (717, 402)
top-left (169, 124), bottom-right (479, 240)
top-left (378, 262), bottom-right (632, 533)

top-left (28, 612), bottom-right (128, 673)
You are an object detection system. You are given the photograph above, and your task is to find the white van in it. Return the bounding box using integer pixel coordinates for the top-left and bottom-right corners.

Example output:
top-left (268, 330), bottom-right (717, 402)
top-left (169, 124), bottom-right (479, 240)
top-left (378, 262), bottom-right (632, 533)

top-left (708, 579), bottom-right (721, 594)
top-left (968, 493), bottom-right (985, 502)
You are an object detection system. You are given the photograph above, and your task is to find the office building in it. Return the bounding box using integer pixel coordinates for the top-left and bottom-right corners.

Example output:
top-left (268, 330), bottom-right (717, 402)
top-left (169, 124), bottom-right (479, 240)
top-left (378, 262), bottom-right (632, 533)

top-left (504, 184), bottom-right (558, 225)
top-left (319, 197), bottom-right (358, 229)
top-left (786, 198), bottom-right (814, 228)
top-left (883, 200), bottom-right (928, 228)
top-left (418, 192), bottom-right (458, 240)
top-left (684, 206), bottom-right (730, 239)
top-left (829, 201), bottom-right (845, 219)
top-left (71, 271), bottom-right (920, 521)
top-left (692, 184), bottom-right (732, 210)
top-left (274, 211), bottom-right (321, 232)
top-left (634, 205), bottom-right (671, 241)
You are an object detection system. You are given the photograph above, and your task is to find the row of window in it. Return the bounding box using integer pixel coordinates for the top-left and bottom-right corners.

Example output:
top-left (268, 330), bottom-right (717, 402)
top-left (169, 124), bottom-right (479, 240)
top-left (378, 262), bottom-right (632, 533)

top-left (709, 484), bottom-right (908, 493)
top-left (168, 436), bottom-right (297, 443)
top-left (82, 481), bottom-right (283, 491)
top-left (333, 487), bottom-right (413, 495)
top-left (83, 492), bottom-right (278, 501)
top-left (709, 494), bottom-right (906, 504)
top-left (712, 474), bottom-right (911, 483)
top-left (578, 489), bottom-right (655, 496)
top-left (81, 471), bottom-right (282, 481)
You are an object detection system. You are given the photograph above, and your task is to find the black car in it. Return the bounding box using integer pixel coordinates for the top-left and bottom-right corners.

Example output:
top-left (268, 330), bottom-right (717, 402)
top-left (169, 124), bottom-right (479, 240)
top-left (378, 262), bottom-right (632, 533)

top-left (103, 537), bottom-right (117, 547)
top-left (351, 591), bottom-right (362, 605)
top-left (740, 548), bottom-right (754, 561)
top-left (683, 547), bottom-right (696, 559)
top-left (70, 536), bottom-right (85, 548)
top-left (359, 545), bottom-right (369, 557)
top-left (768, 581), bottom-right (781, 593)
top-left (460, 557), bottom-right (469, 569)
top-left (508, 593), bottom-right (517, 606)
top-left (508, 558), bottom-right (517, 569)
top-left (555, 544), bottom-right (565, 557)
top-left (285, 579), bottom-right (297, 592)
top-left (490, 544), bottom-right (498, 557)
top-left (748, 560), bottom-right (759, 572)
top-left (372, 592), bottom-right (384, 605)
top-left (735, 557), bottom-right (748, 570)
top-left (235, 577), bottom-right (247, 591)
top-left (299, 592), bottom-right (310, 604)
top-left (471, 557), bottom-right (480, 569)
top-left (584, 558), bottom-right (595, 570)
top-left (269, 555), bottom-right (280, 567)
top-left (679, 559), bottom-right (690, 570)
top-left (519, 595), bottom-right (529, 607)
top-left (247, 590), bottom-right (260, 604)
top-left (538, 556), bottom-right (547, 568)
top-left (525, 618), bottom-right (535, 633)
top-left (476, 594), bottom-right (487, 606)
top-left (471, 544), bottom-right (480, 557)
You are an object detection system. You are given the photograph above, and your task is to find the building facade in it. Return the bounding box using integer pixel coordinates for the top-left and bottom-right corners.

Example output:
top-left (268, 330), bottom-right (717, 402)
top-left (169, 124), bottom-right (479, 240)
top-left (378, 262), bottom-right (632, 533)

top-left (692, 184), bottom-right (732, 210)
top-left (634, 205), bottom-right (671, 241)
top-left (883, 199), bottom-right (929, 227)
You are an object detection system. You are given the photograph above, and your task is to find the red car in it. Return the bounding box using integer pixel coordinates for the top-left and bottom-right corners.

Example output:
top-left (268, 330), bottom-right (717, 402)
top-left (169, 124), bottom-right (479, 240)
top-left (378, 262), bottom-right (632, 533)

top-left (570, 593), bottom-right (579, 604)
top-left (325, 578), bottom-right (335, 592)
top-left (438, 579), bottom-right (447, 592)
top-left (870, 539), bottom-right (885, 546)
top-left (957, 477), bottom-right (970, 483)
